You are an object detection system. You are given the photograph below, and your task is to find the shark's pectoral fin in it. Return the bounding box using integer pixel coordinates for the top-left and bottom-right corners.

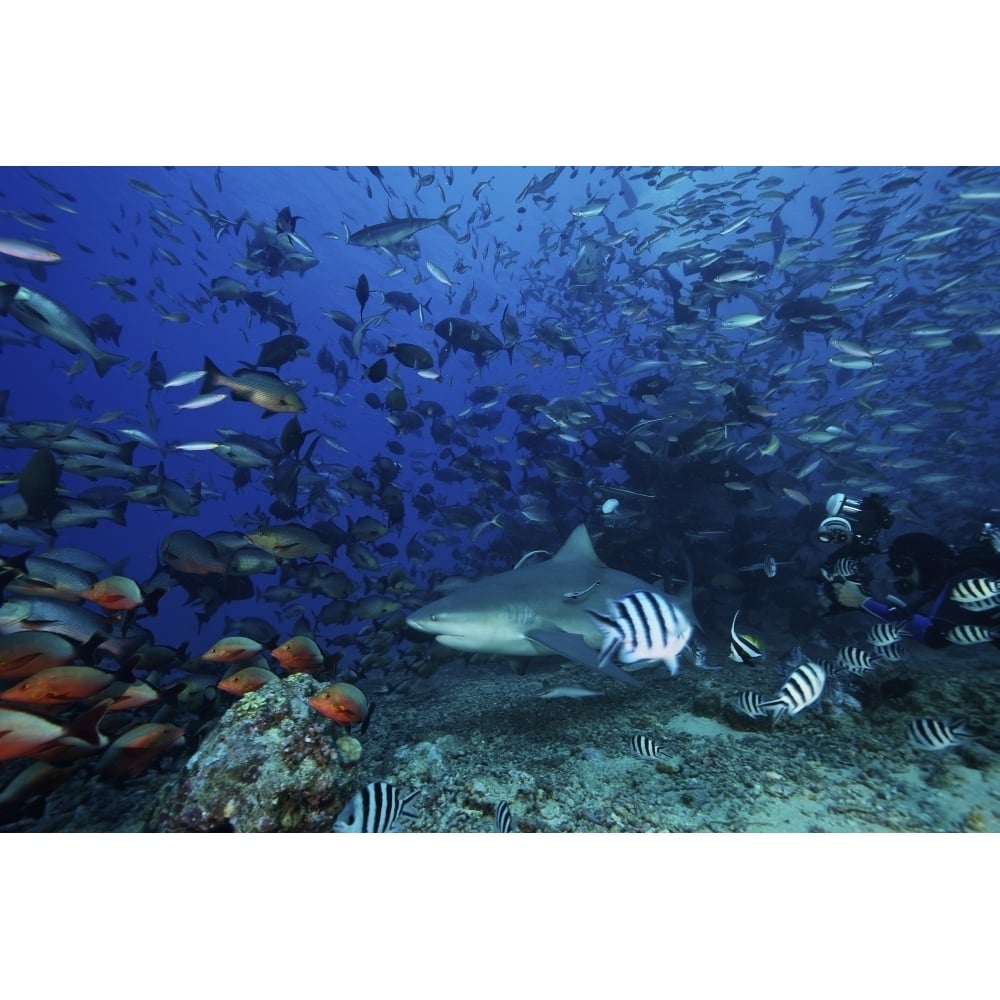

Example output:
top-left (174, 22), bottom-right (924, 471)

top-left (526, 628), bottom-right (642, 688)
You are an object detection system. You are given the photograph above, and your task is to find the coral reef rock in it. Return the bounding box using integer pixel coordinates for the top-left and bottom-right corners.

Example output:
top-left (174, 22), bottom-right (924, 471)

top-left (156, 674), bottom-right (359, 831)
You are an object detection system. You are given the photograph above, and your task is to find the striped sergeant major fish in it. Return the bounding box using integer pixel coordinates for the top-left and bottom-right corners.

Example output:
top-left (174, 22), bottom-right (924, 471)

top-left (333, 781), bottom-right (420, 833)
top-left (493, 800), bottom-right (514, 833)
top-left (877, 642), bottom-right (906, 663)
top-left (731, 690), bottom-right (768, 720)
top-left (868, 621), bottom-right (909, 647)
top-left (821, 558), bottom-right (862, 582)
top-left (835, 645), bottom-right (879, 675)
top-left (729, 610), bottom-right (764, 663)
top-left (628, 734), bottom-right (670, 761)
top-left (759, 660), bottom-right (827, 723)
top-left (949, 577), bottom-right (1000, 611)
top-left (907, 717), bottom-right (971, 752)
top-left (944, 624), bottom-right (1000, 646)
top-left (587, 590), bottom-right (693, 677)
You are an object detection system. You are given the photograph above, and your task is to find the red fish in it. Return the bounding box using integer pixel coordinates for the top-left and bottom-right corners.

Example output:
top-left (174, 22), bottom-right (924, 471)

top-left (308, 682), bottom-right (369, 725)
top-left (1, 665), bottom-right (114, 706)
top-left (0, 632), bottom-right (78, 680)
top-left (106, 679), bottom-right (160, 711)
top-left (217, 666), bottom-right (278, 696)
top-left (96, 723), bottom-right (185, 780)
top-left (0, 698), bottom-right (110, 763)
top-left (270, 635), bottom-right (324, 673)
top-left (199, 636), bottom-right (263, 663)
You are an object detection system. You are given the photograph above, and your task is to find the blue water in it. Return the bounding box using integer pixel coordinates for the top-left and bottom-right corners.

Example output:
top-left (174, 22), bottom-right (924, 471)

top-left (1, 164), bottom-right (999, 676)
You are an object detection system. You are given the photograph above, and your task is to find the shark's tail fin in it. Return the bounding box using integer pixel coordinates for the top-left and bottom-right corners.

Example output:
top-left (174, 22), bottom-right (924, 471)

top-left (438, 204), bottom-right (461, 240)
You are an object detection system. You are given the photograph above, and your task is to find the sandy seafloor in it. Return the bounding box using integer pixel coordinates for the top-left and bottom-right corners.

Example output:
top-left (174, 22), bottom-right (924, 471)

top-left (3, 625), bottom-right (999, 834)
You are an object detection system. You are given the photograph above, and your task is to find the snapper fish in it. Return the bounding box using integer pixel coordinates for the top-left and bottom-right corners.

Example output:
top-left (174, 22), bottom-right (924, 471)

top-left (216, 666), bottom-right (279, 697)
top-left (333, 781), bottom-right (420, 833)
top-left (199, 636), bottom-right (264, 663)
top-left (307, 682), bottom-right (371, 726)
top-left (271, 635), bottom-right (325, 673)
top-left (200, 355), bottom-right (305, 416)
top-left (586, 590), bottom-right (693, 677)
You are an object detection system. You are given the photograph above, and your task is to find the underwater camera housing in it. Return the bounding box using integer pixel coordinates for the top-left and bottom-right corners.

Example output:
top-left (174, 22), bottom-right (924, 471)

top-left (818, 492), bottom-right (893, 550)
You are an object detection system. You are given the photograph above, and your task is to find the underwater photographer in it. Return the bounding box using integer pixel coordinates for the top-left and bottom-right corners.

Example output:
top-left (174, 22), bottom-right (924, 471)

top-left (828, 501), bottom-right (1000, 650)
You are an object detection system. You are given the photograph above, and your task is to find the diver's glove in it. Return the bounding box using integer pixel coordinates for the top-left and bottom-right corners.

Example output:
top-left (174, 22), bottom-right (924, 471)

top-left (832, 580), bottom-right (869, 608)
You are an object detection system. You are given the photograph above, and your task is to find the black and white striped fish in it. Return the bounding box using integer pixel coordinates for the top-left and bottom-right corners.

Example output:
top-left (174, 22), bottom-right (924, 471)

top-left (629, 734), bottom-right (669, 760)
top-left (821, 557), bottom-right (861, 582)
top-left (868, 621), bottom-right (909, 647)
top-left (729, 610), bottom-right (764, 663)
top-left (878, 641), bottom-right (906, 662)
top-left (944, 624), bottom-right (1000, 646)
top-left (588, 590), bottom-right (692, 676)
top-left (907, 717), bottom-right (970, 751)
top-left (333, 781), bottom-right (420, 832)
top-left (493, 800), bottom-right (514, 833)
top-left (731, 689), bottom-right (768, 719)
top-left (760, 660), bottom-right (826, 722)
top-left (950, 578), bottom-right (1000, 610)
top-left (835, 645), bottom-right (879, 675)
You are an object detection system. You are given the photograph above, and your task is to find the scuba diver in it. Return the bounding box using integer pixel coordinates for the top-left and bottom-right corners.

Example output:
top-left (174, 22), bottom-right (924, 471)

top-left (831, 522), bottom-right (1000, 649)
top-left (815, 492), bottom-right (895, 614)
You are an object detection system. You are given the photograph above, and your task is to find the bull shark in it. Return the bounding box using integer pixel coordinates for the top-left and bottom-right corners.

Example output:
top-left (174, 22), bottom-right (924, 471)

top-left (406, 524), bottom-right (694, 687)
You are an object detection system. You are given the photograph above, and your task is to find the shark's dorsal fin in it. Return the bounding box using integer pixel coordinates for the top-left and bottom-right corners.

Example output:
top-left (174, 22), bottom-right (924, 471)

top-left (550, 524), bottom-right (606, 566)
